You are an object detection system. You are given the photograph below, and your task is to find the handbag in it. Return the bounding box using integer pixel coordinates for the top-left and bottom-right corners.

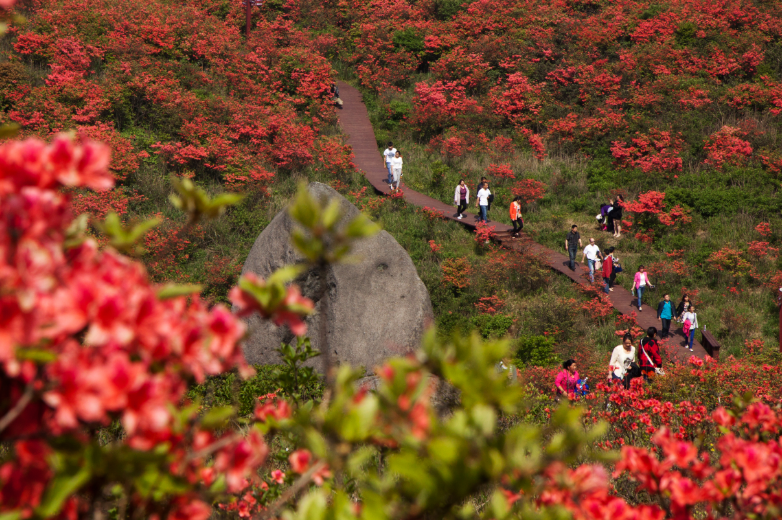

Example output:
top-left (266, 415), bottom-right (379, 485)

top-left (613, 262), bottom-right (623, 274)
top-left (682, 319), bottom-right (692, 335)
top-left (595, 259), bottom-right (602, 271)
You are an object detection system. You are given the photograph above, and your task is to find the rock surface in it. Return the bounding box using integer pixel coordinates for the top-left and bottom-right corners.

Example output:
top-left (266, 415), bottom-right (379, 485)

top-left (237, 182), bottom-right (433, 373)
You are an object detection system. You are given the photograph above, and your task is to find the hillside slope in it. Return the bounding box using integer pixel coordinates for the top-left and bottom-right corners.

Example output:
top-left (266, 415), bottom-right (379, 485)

top-left (5, 0), bottom-right (782, 357)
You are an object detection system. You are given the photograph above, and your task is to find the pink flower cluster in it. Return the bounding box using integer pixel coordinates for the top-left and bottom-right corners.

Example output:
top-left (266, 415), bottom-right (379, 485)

top-left (0, 135), bottom-right (305, 518)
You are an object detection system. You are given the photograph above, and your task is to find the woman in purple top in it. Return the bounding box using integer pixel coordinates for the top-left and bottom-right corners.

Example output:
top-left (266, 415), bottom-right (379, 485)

top-left (554, 359), bottom-right (579, 399)
top-left (453, 180), bottom-right (469, 219)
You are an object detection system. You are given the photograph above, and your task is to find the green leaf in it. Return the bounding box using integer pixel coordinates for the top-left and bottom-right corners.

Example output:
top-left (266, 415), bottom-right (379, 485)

top-left (347, 446), bottom-right (378, 476)
top-left (285, 489), bottom-right (327, 520)
top-left (169, 177), bottom-right (244, 223)
top-left (304, 429), bottom-right (329, 459)
top-left (289, 183), bottom-right (319, 229)
top-left (15, 348), bottom-right (57, 363)
top-left (339, 394), bottom-right (379, 441)
top-left (345, 213), bottom-right (380, 239)
top-left (98, 213), bottom-right (161, 255)
top-left (321, 199), bottom-right (343, 230)
top-left (428, 437), bottom-right (460, 465)
top-left (268, 264), bottom-right (306, 285)
top-left (37, 464), bottom-right (91, 517)
top-left (200, 406), bottom-right (236, 429)
top-left (471, 404), bottom-right (496, 436)
top-left (156, 283), bottom-right (204, 300)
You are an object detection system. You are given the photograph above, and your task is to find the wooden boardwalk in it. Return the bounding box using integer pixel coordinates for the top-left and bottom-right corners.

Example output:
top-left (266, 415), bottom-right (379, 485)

top-left (336, 81), bottom-right (707, 362)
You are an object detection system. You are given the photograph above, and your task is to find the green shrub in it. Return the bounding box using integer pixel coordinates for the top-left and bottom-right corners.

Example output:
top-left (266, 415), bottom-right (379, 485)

top-left (380, 100), bottom-right (412, 130)
top-left (186, 339), bottom-right (325, 415)
top-left (433, 0), bottom-right (470, 20)
top-left (430, 160), bottom-right (451, 187)
top-left (674, 21), bottom-right (698, 48)
top-left (392, 28), bottom-right (425, 54)
top-left (513, 334), bottom-right (559, 367)
top-left (471, 313), bottom-right (514, 338)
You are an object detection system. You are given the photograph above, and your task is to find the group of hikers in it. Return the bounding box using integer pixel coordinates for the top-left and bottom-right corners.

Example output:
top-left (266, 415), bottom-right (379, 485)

top-left (380, 145), bottom-right (705, 392)
top-left (384, 143), bottom-right (526, 234)
top-left (382, 142), bottom-right (404, 193)
top-left (564, 227), bottom-right (699, 347)
top-left (596, 194), bottom-right (624, 238)
top-left (555, 299), bottom-right (698, 400)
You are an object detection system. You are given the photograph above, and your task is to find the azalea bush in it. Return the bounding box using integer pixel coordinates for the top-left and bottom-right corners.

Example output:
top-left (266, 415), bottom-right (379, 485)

top-left (8, 134), bottom-right (782, 520)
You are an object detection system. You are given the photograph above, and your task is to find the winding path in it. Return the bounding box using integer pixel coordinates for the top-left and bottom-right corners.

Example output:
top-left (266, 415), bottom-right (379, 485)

top-left (336, 81), bottom-right (707, 362)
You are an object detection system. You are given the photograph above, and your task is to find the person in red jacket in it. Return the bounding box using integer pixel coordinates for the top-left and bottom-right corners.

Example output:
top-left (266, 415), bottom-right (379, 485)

top-left (639, 326), bottom-right (662, 381)
top-left (601, 248), bottom-right (613, 294)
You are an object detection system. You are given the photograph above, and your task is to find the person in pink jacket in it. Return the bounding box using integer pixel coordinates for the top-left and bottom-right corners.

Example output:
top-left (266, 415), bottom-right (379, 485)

top-left (554, 359), bottom-right (579, 399)
top-left (631, 265), bottom-right (654, 311)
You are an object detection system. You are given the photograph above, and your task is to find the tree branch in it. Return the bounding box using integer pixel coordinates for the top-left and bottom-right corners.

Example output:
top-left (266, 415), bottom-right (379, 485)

top-left (0, 380), bottom-right (35, 434)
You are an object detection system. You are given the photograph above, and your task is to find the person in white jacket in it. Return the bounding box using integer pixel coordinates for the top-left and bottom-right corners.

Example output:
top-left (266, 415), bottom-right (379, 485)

top-left (389, 151), bottom-right (403, 193)
top-left (609, 333), bottom-right (636, 387)
top-left (453, 180), bottom-right (469, 219)
top-left (681, 305), bottom-right (699, 352)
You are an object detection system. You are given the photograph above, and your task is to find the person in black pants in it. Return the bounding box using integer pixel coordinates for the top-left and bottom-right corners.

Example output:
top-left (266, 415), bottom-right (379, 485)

top-left (656, 293), bottom-right (677, 338)
top-left (453, 179), bottom-right (469, 219)
top-left (565, 224), bottom-right (582, 271)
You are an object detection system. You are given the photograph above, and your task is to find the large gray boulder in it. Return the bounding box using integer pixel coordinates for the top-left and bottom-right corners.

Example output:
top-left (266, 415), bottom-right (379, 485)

top-left (237, 182), bottom-right (433, 373)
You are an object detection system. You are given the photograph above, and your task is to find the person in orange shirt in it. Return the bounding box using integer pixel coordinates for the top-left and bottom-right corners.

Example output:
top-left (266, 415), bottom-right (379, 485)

top-left (509, 196), bottom-right (523, 238)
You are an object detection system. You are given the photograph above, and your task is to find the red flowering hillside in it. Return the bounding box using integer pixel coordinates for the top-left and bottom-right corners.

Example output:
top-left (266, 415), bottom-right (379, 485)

top-left (1, 0), bottom-right (342, 296)
top-left (280, 0), bottom-right (782, 355)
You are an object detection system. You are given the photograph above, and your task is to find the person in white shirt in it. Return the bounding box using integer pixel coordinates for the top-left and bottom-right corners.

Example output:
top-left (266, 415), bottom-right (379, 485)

top-left (681, 305), bottom-right (699, 352)
top-left (382, 142), bottom-right (396, 186)
top-left (609, 333), bottom-right (636, 387)
top-left (580, 238), bottom-right (602, 283)
top-left (475, 182), bottom-right (491, 223)
top-left (389, 151), bottom-right (403, 193)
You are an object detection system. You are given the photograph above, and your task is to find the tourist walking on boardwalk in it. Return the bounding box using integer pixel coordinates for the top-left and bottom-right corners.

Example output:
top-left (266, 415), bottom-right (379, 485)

top-left (631, 265), bottom-right (654, 311)
top-left (476, 176), bottom-right (487, 200)
top-left (607, 247), bottom-right (620, 290)
top-left (609, 333), bottom-right (637, 388)
top-left (681, 305), bottom-right (699, 352)
top-left (389, 151), bottom-right (403, 193)
top-left (382, 142), bottom-right (396, 186)
top-left (639, 326), bottom-right (662, 381)
top-left (607, 195), bottom-right (624, 238)
top-left (676, 294), bottom-right (691, 318)
top-left (565, 225), bottom-right (582, 271)
top-left (509, 196), bottom-right (523, 237)
top-left (554, 359), bottom-right (579, 400)
top-left (453, 180), bottom-right (469, 220)
top-left (476, 182), bottom-right (491, 223)
top-left (656, 294), bottom-right (677, 338)
top-left (602, 248), bottom-right (613, 294)
top-left (581, 238), bottom-right (602, 283)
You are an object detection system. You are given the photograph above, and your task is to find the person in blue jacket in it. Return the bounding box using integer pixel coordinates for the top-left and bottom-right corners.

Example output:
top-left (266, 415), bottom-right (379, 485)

top-left (656, 293), bottom-right (677, 338)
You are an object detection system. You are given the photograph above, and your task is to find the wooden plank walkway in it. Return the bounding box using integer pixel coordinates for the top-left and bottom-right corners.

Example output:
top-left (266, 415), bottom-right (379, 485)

top-left (336, 81), bottom-right (707, 362)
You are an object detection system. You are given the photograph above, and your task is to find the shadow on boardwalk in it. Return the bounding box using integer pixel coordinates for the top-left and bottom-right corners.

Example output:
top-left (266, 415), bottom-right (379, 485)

top-left (336, 81), bottom-right (708, 363)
